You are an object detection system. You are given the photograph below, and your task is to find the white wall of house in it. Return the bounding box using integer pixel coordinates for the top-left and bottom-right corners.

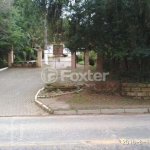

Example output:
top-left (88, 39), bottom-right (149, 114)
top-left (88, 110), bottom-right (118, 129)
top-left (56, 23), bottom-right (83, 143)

top-left (47, 45), bottom-right (53, 57)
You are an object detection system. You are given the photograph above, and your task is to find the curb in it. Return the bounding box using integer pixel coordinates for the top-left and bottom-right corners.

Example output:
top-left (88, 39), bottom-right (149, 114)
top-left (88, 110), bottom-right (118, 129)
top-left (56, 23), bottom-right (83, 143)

top-left (0, 67), bottom-right (8, 72)
top-left (34, 87), bottom-right (53, 114)
top-left (37, 89), bottom-right (83, 98)
top-left (35, 87), bottom-right (83, 114)
top-left (101, 109), bottom-right (124, 114)
top-left (54, 110), bottom-right (77, 115)
top-left (35, 88), bottom-right (150, 115)
top-left (53, 108), bottom-right (150, 115)
top-left (124, 108), bottom-right (148, 113)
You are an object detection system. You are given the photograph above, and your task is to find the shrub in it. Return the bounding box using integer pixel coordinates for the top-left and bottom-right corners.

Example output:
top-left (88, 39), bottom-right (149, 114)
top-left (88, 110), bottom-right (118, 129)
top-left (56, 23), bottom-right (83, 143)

top-left (14, 56), bottom-right (22, 62)
top-left (77, 52), bottom-right (84, 62)
top-left (0, 58), bottom-right (7, 68)
top-left (78, 61), bottom-right (84, 65)
top-left (89, 50), bottom-right (97, 66)
top-left (31, 54), bottom-right (37, 60)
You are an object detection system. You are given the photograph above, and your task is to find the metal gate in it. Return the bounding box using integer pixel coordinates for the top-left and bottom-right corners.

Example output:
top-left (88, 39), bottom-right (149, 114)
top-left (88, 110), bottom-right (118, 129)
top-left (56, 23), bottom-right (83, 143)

top-left (42, 44), bottom-right (71, 69)
top-left (42, 52), bottom-right (71, 69)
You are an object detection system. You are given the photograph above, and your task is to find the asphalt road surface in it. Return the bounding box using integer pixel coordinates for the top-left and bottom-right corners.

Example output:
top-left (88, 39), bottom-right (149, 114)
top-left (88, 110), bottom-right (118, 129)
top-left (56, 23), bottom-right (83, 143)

top-left (0, 115), bottom-right (150, 150)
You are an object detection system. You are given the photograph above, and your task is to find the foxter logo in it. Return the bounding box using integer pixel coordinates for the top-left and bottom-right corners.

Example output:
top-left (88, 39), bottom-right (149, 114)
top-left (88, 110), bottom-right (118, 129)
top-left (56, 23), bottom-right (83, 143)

top-left (41, 67), bottom-right (58, 84)
top-left (41, 67), bottom-right (109, 83)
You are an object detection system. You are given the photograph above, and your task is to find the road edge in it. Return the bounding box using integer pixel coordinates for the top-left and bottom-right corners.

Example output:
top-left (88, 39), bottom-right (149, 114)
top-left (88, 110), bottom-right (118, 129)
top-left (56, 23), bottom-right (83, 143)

top-left (34, 87), bottom-right (53, 114)
top-left (0, 67), bottom-right (8, 72)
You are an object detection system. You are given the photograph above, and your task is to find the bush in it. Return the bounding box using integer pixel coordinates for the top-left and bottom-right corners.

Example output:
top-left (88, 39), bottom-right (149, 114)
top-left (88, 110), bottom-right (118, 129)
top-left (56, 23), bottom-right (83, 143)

top-left (78, 61), bottom-right (84, 65)
top-left (14, 56), bottom-right (22, 62)
top-left (31, 54), bottom-right (37, 60)
top-left (0, 58), bottom-right (7, 68)
top-left (89, 50), bottom-right (97, 66)
top-left (77, 51), bottom-right (97, 66)
top-left (77, 52), bottom-right (84, 62)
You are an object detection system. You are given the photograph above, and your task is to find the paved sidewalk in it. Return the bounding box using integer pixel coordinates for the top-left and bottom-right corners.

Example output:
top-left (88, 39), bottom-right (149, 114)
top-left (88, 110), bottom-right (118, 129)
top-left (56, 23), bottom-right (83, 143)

top-left (0, 68), bottom-right (49, 116)
top-left (48, 57), bottom-right (71, 69)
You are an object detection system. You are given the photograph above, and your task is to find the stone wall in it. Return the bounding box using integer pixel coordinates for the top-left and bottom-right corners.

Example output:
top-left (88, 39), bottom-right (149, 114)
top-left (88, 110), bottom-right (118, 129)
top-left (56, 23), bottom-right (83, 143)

top-left (122, 83), bottom-right (150, 100)
top-left (12, 61), bottom-right (37, 68)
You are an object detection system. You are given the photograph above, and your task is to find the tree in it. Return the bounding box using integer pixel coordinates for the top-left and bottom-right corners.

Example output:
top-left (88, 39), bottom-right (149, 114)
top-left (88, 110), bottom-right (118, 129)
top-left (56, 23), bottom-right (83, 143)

top-left (0, 0), bottom-right (13, 55)
top-left (64, 0), bottom-right (150, 82)
top-left (0, 0), bottom-right (70, 65)
top-left (34, 0), bottom-right (69, 48)
top-left (12, 0), bottom-right (44, 60)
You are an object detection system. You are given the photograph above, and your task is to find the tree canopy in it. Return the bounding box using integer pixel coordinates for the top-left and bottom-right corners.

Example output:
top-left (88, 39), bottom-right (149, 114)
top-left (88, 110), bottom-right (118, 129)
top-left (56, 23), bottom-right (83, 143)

top-left (64, 0), bottom-right (150, 82)
top-left (0, 0), bottom-right (150, 82)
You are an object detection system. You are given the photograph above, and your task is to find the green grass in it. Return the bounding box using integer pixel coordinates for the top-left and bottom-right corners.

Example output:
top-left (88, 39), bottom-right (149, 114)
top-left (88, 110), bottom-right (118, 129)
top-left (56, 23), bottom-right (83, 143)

top-left (70, 106), bottom-right (77, 110)
top-left (67, 94), bottom-right (91, 104)
top-left (78, 61), bottom-right (84, 65)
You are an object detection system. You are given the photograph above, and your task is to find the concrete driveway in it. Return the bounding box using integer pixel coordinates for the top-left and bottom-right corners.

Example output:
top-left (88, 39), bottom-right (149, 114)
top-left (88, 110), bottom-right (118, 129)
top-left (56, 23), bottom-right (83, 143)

top-left (0, 68), bottom-right (49, 116)
top-left (47, 57), bottom-right (71, 69)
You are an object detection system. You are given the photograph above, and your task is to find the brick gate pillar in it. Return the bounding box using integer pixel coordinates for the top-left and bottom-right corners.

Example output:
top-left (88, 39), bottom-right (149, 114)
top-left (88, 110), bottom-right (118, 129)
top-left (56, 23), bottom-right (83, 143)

top-left (71, 52), bottom-right (76, 69)
top-left (8, 50), bottom-right (14, 67)
top-left (84, 50), bottom-right (89, 70)
top-left (37, 49), bottom-right (42, 68)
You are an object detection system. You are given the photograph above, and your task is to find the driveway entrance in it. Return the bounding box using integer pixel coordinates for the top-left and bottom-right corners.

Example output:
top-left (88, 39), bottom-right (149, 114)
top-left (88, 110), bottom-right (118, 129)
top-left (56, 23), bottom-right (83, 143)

top-left (0, 68), bottom-right (49, 116)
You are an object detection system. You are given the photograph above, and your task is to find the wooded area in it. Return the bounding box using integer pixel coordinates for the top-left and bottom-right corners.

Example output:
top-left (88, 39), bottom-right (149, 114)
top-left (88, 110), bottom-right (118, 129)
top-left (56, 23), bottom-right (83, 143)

top-left (0, 0), bottom-right (150, 82)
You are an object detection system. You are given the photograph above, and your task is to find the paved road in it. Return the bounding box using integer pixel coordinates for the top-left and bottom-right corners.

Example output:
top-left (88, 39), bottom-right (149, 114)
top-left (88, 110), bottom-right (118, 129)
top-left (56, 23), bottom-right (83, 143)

top-left (0, 68), bottom-right (49, 116)
top-left (0, 115), bottom-right (150, 149)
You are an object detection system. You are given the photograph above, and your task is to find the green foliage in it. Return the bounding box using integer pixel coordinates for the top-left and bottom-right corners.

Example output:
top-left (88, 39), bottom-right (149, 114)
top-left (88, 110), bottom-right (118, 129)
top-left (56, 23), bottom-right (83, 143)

top-left (0, 0), bottom-right (150, 82)
top-left (64, 0), bottom-right (150, 82)
top-left (77, 52), bottom-right (84, 62)
top-left (35, 0), bottom-right (69, 43)
top-left (0, 0), bottom-right (68, 60)
top-left (73, 90), bottom-right (79, 94)
top-left (14, 56), bottom-right (22, 62)
top-left (77, 51), bottom-right (97, 66)
top-left (0, 58), bottom-right (7, 68)
top-left (22, 51), bottom-right (27, 61)
top-left (56, 88), bottom-right (61, 93)
top-left (89, 50), bottom-right (97, 66)
top-left (25, 46), bottom-right (32, 53)
top-left (78, 61), bottom-right (84, 65)
top-left (0, 0), bottom-right (45, 62)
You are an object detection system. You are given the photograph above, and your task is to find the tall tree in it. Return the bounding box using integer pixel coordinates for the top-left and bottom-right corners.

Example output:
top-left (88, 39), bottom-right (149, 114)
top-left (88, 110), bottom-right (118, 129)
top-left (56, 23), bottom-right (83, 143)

top-left (64, 0), bottom-right (150, 81)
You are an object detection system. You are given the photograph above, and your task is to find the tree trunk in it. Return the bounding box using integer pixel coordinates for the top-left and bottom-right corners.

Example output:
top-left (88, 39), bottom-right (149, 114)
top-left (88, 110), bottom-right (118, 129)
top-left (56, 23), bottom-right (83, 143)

top-left (44, 18), bottom-right (47, 50)
top-left (124, 57), bottom-right (128, 71)
top-left (84, 50), bottom-right (89, 70)
top-left (96, 53), bottom-right (103, 72)
top-left (71, 51), bottom-right (76, 69)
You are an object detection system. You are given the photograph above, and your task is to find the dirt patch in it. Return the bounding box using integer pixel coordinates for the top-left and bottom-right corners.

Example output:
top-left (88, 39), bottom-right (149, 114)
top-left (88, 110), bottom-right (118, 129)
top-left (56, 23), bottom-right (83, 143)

top-left (56, 90), bottom-right (150, 110)
top-left (95, 80), bottom-right (121, 92)
top-left (38, 85), bottom-right (150, 111)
